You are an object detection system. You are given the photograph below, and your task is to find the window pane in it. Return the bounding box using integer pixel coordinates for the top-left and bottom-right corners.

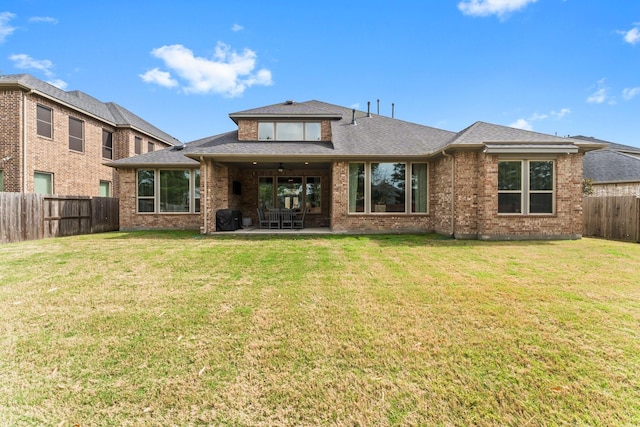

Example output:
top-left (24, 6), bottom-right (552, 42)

top-left (69, 117), bottom-right (84, 152)
top-left (305, 123), bottom-right (321, 141)
top-left (135, 137), bottom-right (142, 154)
top-left (371, 162), bottom-right (406, 213)
top-left (258, 177), bottom-right (274, 210)
top-left (498, 161), bottom-right (521, 190)
top-left (258, 123), bottom-right (274, 140)
top-left (160, 170), bottom-right (190, 212)
top-left (99, 181), bottom-right (111, 197)
top-left (411, 163), bottom-right (428, 213)
top-left (37, 105), bottom-right (52, 138)
top-left (148, 142), bottom-right (154, 152)
top-left (530, 193), bottom-right (553, 214)
top-left (34, 172), bottom-right (53, 195)
top-left (349, 163), bottom-right (365, 213)
top-left (138, 199), bottom-right (155, 213)
top-left (102, 130), bottom-right (113, 159)
top-left (498, 193), bottom-right (521, 213)
top-left (277, 177), bottom-right (303, 209)
top-left (194, 170), bottom-right (201, 213)
top-left (305, 177), bottom-right (321, 213)
top-left (276, 123), bottom-right (304, 140)
top-left (530, 161), bottom-right (553, 191)
top-left (137, 169), bottom-right (155, 197)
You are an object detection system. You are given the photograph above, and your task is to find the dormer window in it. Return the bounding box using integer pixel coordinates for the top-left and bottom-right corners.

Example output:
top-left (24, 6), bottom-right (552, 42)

top-left (258, 122), bottom-right (321, 141)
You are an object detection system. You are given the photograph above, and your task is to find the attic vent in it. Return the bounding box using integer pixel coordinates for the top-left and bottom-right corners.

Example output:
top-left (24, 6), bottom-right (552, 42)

top-left (284, 100), bottom-right (295, 105)
top-left (171, 144), bottom-right (185, 151)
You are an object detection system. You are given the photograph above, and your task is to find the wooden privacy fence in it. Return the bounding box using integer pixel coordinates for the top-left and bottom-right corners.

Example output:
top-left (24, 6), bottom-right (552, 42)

top-left (0, 193), bottom-right (119, 244)
top-left (583, 196), bottom-right (640, 242)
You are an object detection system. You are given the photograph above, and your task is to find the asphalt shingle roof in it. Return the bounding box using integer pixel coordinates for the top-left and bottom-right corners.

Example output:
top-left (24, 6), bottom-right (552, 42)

top-left (0, 73), bottom-right (180, 145)
top-left (573, 135), bottom-right (640, 182)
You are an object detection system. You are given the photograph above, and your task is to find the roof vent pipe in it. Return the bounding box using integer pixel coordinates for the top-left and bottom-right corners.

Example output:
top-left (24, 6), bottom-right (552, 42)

top-left (392, 103), bottom-right (395, 119)
top-left (367, 101), bottom-right (371, 118)
top-left (377, 99), bottom-right (380, 115)
top-left (351, 109), bottom-right (357, 125)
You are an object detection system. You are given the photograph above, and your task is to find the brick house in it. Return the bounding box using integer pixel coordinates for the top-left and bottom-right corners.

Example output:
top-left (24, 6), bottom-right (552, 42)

top-left (0, 74), bottom-right (179, 196)
top-left (575, 135), bottom-right (640, 197)
top-left (108, 100), bottom-right (604, 239)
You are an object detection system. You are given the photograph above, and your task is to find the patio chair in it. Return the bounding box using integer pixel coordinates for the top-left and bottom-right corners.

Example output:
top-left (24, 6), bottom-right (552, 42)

top-left (267, 208), bottom-right (280, 229)
top-left (257, 208), bottom-right (269, 229)
top-left (293, 208), bottom-right (307, 229)
top-left (280, 209), bottom-right (294, 229)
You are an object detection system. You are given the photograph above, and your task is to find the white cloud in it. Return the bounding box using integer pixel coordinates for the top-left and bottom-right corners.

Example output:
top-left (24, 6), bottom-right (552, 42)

top-left (10, 53), bottom-right (54, 76)
top-left (510, 118), bottom-right (532, 130)
top-left (231, 23), bottom-right (243, 32)
top-left (0, 11), bottom-right (17, 43)
top-left (587, 79), bottom-right (615, 105)
top-left (621, 25), bottom-right (640, 45)
top-left (139, 68), bottom-right (178, 88)
top-left (623, 87), bottom-right (640, 100)
top-left (142, 42), bottom-right (273, 97)
top-left (9, 53), bottom-right (68, 89)
top-left (510, 107), bottom-right (571, 131)
top-left (29, 16), bottom-right (58, 24)
top-left (551, 108), bottom-right (571, 119)
top-left (46, 79), bottom-right (67, 90)
top-left (458, 0), bottom-right (538, 19)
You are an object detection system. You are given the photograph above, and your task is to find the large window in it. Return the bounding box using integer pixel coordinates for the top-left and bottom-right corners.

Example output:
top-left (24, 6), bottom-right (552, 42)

top-left (37, 105), bottom-right (52, 138)
top-left (34, 172), bottom-right (53, 195)
top-left (137, 169), bottom-right (200, 214)
top-left (349, 162), bottom-right (428, 214)
top-left (259, 176), bottom-right (322, 212)
top-left (69, 117), bottom-right (84, 152)
top-left (258, 122), bottom-right (322, 141)
top-left (498, 160), bottom-right (554, 214)
top-left (102, 130), bottom-right (113, 159)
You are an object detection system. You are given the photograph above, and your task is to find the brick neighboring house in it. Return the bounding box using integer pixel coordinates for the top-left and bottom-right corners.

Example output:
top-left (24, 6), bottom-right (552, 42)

top-left (574, 135), bottom-right (640, 197)
top-left (108, 100), bottom-right (604, 239)
top-left (0, 74), bottom-right (179, 196)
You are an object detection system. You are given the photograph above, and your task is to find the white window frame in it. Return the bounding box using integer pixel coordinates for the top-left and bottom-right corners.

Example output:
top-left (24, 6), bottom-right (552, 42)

top-left (34, 171), bottom-right (53, 195)
top-left (257, 121), bottom-right (322, 141)
top-left (348, 162), bottom-right (429, 215)
top-left (498, 159), bottom-right (555, 215)
top-left (136, 169), bottom-right (201, 214)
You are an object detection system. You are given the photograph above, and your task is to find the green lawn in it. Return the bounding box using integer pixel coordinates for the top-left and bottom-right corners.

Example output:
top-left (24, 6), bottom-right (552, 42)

top-left (1, 231), bottom-right (639, 426)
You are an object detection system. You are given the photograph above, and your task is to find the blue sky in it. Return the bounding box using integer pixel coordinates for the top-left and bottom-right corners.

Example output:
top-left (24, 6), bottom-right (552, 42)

top-left (1, 0), bottom-right (639, 146)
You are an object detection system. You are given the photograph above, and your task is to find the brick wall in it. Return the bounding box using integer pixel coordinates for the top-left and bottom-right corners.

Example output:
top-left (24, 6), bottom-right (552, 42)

top-left (592, 182), bottom-right (640, 197)
top-left (118, 168), bottom-right (200, 230)
top-left (431, 155), bottom-right (454, 236)
top-left (474, 153), bottom-right (583, 240)
top-left (0, 89), bottom-right (23, 192)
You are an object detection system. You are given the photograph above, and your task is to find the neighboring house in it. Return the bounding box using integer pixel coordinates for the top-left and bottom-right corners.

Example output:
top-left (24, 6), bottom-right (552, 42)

top-left (108, 100), bottom-right (604, 239)
top-left (573, 135), bottom-right (640, 197)
top-left (0, 74), bottom-right (179, 196)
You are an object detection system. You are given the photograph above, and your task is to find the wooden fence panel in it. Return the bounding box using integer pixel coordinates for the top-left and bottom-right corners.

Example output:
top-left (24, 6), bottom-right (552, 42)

top-left (91, 197), bottom-right (119, 233)
top-left (583, 196), bottom-right (640, 242)
top-left (1, 193), bottom-right (119, 244)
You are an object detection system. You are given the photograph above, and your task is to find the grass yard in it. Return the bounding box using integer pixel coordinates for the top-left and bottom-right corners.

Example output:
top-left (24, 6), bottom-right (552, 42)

top-left (1, 231), bottom-right (639, 426)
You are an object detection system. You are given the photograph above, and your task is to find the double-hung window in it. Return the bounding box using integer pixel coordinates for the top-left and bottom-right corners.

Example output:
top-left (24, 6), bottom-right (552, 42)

top-left (37, 105), bottom-right (52, 138)
top-left (69, 117), bottom-right (84, 152)
top-left (102, 130), bottom-right (113, 159)
top-left (135, 137), bottom-right (142, 154)
top-left (498, 160), bottom-right (554, 214)
top-left (348, 162), bottom-right (428, 214)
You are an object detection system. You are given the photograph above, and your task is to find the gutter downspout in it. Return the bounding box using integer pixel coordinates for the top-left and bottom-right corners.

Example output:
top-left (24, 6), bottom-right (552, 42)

top-left (442, 150), bottom-right (455, 237)
top-left (200, 156), bottom-right (207, 234)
